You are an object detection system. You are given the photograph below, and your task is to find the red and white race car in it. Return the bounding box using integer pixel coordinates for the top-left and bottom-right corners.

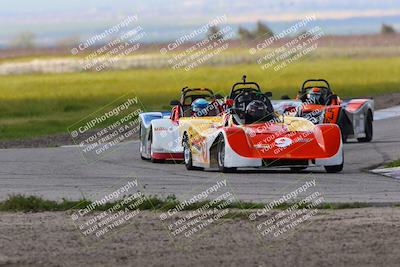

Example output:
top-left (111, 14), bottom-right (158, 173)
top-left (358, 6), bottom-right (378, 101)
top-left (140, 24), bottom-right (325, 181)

top-left (180, 76), bottom-right (344, 173)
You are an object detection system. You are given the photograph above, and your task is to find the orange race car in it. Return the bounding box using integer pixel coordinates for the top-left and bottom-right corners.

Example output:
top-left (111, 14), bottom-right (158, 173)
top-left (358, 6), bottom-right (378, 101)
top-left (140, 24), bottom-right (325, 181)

top-left (276, 79), bottom-right (374, 143)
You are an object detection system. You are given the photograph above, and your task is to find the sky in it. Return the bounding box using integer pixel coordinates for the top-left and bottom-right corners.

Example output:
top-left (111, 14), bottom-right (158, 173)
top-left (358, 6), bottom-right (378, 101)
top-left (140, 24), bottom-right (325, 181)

top-left (1, 0), bottom-right (399, 46)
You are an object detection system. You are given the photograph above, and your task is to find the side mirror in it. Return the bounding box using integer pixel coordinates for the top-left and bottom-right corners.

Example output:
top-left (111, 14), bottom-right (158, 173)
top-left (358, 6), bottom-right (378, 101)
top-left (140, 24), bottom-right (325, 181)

top-left (170, 100), bottom-right (180, 106)
top-left (265, 92), bottom-right (273, 98)
top-left (215, 94), bottom-right (224, 100)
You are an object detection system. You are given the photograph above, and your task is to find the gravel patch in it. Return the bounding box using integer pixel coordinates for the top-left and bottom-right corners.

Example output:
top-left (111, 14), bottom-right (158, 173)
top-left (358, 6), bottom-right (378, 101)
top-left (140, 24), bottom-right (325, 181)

top-left (0, 208), bottom-right (399, 266)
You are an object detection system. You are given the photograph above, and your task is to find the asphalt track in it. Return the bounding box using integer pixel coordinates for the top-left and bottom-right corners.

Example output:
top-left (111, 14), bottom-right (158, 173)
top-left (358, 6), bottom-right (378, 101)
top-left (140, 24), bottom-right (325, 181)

top-left (1, 108), bottom-right (400, 203)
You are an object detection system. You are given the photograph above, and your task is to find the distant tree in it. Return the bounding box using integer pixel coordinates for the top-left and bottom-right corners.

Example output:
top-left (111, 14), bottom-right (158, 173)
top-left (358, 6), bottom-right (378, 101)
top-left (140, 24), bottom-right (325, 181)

top-left (255, 21), bottom-right (274, 38)
top-left (237, 22), bottom-right (274, 40)
top-left (381, 23), bottom-right (396, 34)
top-left (207, 26), bottom-right (224, 41)
top-left (10, 32), bottom-right (36, 48)
top-left (238, 26), bottom-right (254, 40)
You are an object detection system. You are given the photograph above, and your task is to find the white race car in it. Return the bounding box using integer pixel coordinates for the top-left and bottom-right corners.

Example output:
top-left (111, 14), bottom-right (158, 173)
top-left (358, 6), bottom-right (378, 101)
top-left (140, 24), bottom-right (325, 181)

top-left (139, 87), bottom-right (224, 162)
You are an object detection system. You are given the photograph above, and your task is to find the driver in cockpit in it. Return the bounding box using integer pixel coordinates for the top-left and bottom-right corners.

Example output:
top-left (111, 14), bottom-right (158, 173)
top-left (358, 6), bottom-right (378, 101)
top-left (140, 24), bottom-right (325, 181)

top-left (306, 87), bottom-right (325, 105)
top-left (191, 98), bottom-right (210, 117)
top-left (244, 100), bottom-right (269, 124)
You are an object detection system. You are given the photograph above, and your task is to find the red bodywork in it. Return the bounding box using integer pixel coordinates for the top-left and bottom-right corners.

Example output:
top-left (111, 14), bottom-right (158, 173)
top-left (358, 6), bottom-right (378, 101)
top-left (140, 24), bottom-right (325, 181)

top-left (152, 152), bottom-right (183, 160)
top-left (224, 123), bottom-right (341, 159)
top-left (345, 99), bottom-right (371, 112)
top-left (301, 98), bottom-right (371, 124)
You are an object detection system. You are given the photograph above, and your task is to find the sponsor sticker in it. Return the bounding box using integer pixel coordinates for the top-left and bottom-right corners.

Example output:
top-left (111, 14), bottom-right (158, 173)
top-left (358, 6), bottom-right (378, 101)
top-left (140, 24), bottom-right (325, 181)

top-left (275, 137), bottom-right (293, 148)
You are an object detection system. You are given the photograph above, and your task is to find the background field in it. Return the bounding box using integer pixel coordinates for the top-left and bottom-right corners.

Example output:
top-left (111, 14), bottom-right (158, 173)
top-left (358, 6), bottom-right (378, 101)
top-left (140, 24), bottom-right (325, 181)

top-left (0, 48), bottom-right (400, 140)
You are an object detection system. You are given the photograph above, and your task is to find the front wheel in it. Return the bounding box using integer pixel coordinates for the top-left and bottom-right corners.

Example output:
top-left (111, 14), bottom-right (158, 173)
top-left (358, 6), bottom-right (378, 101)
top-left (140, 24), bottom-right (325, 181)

top-left (324, 163), bottom-right (343, 173)
top-left (341, 128), bottom-right (348, 143)
top-left (139, 124), bottom-right (148, 160)
top-left (324, 151), bottom-right (344, 173)
top-left (183, 136), bottom-right (201, 170)
top-left (357, 111), bottom-right (373, 142)
top-left (217, 136), bottom-right (237, 173)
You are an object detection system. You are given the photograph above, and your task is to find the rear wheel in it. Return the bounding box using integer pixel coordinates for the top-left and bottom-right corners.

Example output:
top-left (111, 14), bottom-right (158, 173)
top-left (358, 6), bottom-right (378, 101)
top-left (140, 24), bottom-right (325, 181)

top-left (357, 111), bottom-right (373, 142)
top-left (217, 136), bottom-right (237, 173)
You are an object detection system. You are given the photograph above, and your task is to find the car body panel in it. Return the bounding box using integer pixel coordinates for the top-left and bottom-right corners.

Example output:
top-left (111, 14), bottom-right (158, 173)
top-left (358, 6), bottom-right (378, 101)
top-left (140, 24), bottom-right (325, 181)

top-left (179, 113), bottom-right (343, 170)
top-left (272, 97), bottom-right (374, 140)
top-left (139, 112), bottom-right (183, 160)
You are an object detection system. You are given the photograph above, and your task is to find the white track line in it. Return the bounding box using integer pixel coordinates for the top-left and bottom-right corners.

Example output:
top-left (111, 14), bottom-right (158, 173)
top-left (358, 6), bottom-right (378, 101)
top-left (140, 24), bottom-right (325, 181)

top-left (375, 105), bottom-right (400, 121)
top-left (61, 140), bottom-right (140, 148)
top-left (371, 167), bottom-right (400, 180)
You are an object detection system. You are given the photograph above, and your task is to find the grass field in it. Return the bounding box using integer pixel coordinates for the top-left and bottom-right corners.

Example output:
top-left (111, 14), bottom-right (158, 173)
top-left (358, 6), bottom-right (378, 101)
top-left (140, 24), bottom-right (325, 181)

top-left (1, 56), bottom-right (400, 139)
top-left (385, 159), bottom-right (400, 168)
top-left (0, 194), bottom-right (376, 212)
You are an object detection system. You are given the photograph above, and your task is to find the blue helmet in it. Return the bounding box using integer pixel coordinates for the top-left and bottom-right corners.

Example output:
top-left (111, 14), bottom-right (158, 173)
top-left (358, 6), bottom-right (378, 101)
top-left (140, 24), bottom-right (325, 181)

top-left (191, 98), bottom-right (209, 113)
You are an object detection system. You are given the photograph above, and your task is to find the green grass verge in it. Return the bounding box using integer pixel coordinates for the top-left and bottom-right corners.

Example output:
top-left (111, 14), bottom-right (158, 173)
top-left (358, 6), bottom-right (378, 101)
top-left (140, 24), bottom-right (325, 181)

top-left (385, 159), bottom-right (400, 168)
top-left (1, 56), bottom-right (400, 140)
top-left (0, 194), bottom-right (391, 213)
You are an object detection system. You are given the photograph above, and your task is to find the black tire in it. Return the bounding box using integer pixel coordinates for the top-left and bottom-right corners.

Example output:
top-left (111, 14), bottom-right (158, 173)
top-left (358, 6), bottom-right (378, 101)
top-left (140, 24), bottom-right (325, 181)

top-left (217, 136), bottom-right (237, 173)
top-left (290, 167), bottom-right (307, 172)
top-left (183, 138), bottom-right (194, 170)
top-left (341, 128), bottom-right (348, 143)
top-left (139, 124), bottom-right (148, 160)
top-left (337, 110), bottom-right (349, 143)
top-left (324, 163), bottom-right (343, 173)
top-left (183, 135), bottom-right (201, 170)
top-left (324, 151), bottom-right (344, 173)
top-left (357, 111), bottom-right (373, 143)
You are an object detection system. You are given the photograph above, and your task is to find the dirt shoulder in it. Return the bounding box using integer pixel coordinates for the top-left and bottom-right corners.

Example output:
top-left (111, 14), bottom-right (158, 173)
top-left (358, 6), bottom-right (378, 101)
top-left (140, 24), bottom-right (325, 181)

top-left (373, 92), bottom-right (400, 110)
top-left (0, 208), bottom-right (399, 267)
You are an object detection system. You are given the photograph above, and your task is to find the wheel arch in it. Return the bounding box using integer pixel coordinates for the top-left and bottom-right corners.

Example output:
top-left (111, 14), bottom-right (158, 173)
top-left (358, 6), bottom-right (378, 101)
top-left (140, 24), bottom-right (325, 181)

top-left (367, 108), bottom-right (373, 121)
top-left (209, 132), bottom-right (225, 168)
